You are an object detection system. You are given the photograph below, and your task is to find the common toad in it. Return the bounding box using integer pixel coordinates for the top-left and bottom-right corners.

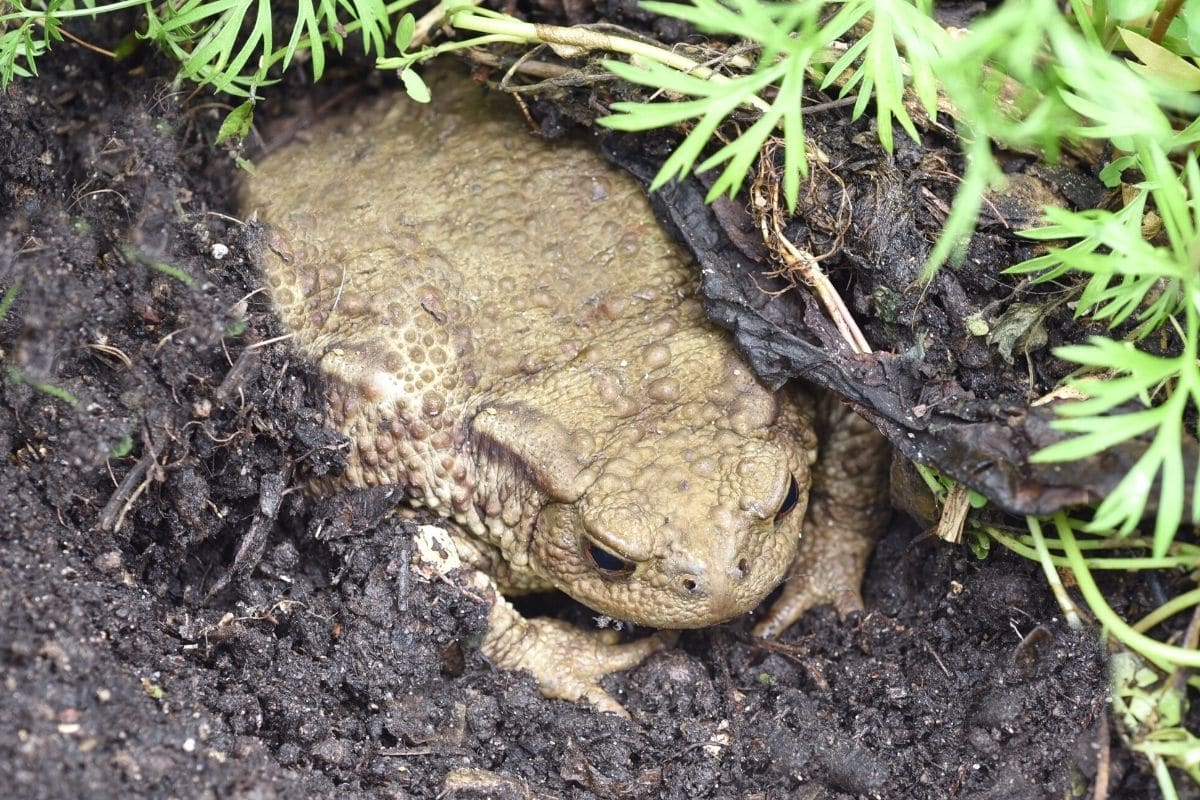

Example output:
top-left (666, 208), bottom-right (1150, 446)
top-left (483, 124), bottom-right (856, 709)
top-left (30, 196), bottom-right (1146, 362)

top-left (243, 68), bottom-right (890, 714)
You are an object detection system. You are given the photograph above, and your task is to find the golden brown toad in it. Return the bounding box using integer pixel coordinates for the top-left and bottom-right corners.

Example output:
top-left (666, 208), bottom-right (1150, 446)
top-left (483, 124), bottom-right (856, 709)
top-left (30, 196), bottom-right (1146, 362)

top-left (243, 67), bottom-right (890, 715)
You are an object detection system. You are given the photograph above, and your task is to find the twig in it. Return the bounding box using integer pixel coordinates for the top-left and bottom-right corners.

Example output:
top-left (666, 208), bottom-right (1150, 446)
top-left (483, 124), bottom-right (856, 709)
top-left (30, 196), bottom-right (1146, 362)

top-left (922, 639), bottom-right (952, 678)
top-left (56, 26), bottom-right (117, 59)
top-left (205, 469), bottom-right (290, 600)
top-left (1149, 0), bottom-right (1184, 45)
top-left (1092, 712), bottom-right (1110, 800)
top-left (751, 143), bottom-right (870, 354)
top-left (933, 481), bottom-right (972, 544)
top-left (216, 347), bottom-right (260, 403)
top-left (469, 49), bottom-right (574, 82)
top-left (98, 434), bottom-right (163, 533)
top-left (450, 10), bottom-right (772, 114)
top-left (245, 332), bottom-right (295, 350)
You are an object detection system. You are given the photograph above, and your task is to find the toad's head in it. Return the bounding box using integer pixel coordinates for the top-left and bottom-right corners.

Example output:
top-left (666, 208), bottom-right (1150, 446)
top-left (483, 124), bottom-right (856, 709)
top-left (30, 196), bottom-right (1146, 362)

top-left (470, 403), bottom-right (809, 628)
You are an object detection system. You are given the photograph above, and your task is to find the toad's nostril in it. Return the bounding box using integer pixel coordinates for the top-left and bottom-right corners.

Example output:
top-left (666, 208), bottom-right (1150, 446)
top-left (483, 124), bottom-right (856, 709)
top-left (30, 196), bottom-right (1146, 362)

top-left (681, 577), bottom-right (698, 593)
top-left (736, 557), bottom-right (749, 577)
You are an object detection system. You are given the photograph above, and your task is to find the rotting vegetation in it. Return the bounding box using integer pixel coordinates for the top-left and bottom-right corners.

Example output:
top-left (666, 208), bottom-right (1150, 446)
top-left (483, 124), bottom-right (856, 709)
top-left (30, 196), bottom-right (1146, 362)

top-left (2, 0), bottom-right (1199, 796)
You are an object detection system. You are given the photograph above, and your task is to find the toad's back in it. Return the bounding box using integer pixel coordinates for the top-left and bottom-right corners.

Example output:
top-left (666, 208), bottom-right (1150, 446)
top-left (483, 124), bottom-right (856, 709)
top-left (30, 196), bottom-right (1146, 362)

top-left (245, 71), bottom-right (702, 411)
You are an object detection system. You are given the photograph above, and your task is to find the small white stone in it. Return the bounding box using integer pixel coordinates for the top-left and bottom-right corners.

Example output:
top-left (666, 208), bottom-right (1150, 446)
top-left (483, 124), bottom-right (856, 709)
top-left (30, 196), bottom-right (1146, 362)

top-left (210, 243), bottom-right (229, 260)
top-left (413, 524), bottom-right (461, 576)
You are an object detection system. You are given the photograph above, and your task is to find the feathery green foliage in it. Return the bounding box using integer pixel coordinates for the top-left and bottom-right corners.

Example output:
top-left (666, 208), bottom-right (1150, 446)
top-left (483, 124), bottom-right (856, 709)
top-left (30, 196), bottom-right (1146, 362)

top-left (1, 0), bottom-right (419, 96)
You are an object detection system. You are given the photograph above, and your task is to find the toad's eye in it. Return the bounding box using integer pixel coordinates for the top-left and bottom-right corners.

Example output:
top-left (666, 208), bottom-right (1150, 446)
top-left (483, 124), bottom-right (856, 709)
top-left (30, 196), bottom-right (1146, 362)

top-left (585, 541), bottom-right (636, 579)
top-left (774, 474), bottom-right (800, 527)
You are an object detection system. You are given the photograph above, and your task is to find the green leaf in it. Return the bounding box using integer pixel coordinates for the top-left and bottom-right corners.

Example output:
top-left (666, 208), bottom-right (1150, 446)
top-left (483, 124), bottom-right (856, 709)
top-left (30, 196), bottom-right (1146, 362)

top-left (822, 31), bottom-right (870, 92)
top-left (6, 366), bottom-right (80, 408)
top-left (395, 12), bottom-right (416, 51)
top-left (1107, 0), bottom-right (1158, 20)
top-left (284, 0), bottom-right (322, 77)
top-left (1186, 1), bottom-right (1200, 53)
top-left (700, 105), bottom-right (781, 200)
top-left (216, 100), bottom-right (254, 145)
top-left (1033, 408), bottom-right (1164, 462)
top-left (603, 95), bottom-right (716, 131)
top-left (602, 56), bottom-right (735, 98)
top-left (353, 0), bottom-right (394, 55)
top-left (400, 67), bottom-right (430, 103)
top-left (1099, 153), bottom-right (1139, 186)
top-left (108, 431), bottom-right (135, 459)
top-left (1121, 28), bottom-right (1200, 92)
top-left (0, 280), bottom-right (22, 322)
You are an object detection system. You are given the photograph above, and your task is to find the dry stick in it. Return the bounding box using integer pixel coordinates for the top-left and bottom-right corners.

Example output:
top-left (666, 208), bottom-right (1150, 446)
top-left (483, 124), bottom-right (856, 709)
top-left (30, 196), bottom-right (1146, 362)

top-left (753, 149), bottom-right (871, 355)
top-left (469, 49), bottom-right (574, 82)
top-left (410, 0), bottom-right (483, 50)
top-left (85, 341), bottom-right (133, 369)
top-left (216, 347), bottom-right (260, 403)
top-left (449, 12), bottom-right (772, 114)
top-left (56, 26), bottom-right (117, 59)
top-left (934, 482), bottom-right (973, 544)
top-left (480, 36), bottom-right (762, 97)
top-left (1164, 601), bottom-right (1200, 711)
top-left (205, 469), bottom-right (290, 600)
top-left (1092, 712), bottom-right (1110, 800)
top-left (99, 436), bottom-right (163, 533)
top-left (771, 227), bottom-right (870, 354)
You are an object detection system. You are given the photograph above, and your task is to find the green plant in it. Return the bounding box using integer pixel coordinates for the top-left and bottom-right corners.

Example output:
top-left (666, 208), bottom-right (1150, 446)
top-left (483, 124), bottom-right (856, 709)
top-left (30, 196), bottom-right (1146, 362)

top-left (5, 365), bottom-right (81, 406)
top-left (918, 457), bottom-right (1200, 798)
top-left (1010, 136), bottom-right (1200, 558)
top-left (1019, 515), bottom-right (1200, 798)
top-left (598, 0), bottom-right (945, 217)
top-left (119, 245), bottom-right (196, 285)
top-left (1, 0), bottom-right (419, 95)
top-left (0, 281), bottom-right (21, 322)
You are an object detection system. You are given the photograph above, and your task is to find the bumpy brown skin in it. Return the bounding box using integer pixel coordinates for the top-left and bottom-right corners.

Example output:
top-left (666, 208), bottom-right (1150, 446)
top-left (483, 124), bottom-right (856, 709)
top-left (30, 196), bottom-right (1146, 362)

top-left (243, 68), bottom-right (890, 715)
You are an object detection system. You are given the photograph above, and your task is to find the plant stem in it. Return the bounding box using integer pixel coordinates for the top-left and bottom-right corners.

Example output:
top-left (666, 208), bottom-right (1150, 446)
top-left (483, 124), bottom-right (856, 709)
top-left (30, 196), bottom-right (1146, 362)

top-left (1022, 533), bottom-right (1200, 556)
top-left (1, 0), bottom-right (147, 21)
top-left (1054, 513), bottom-right (1200, 668)
top-left (450, 9), bottom-right (772, 113)
top-left (1153, 755), bottom-right (1180, 800)
top-left (988, 526), bottom-right (1200, 570)
top-left (412, 0), bottom-right (480, 50)
top-left (1027, 516), bottom-right (1083, 627)
top-left (1149, 0), bottom-right (1184, 45)
top-left (57, 25), bottom-right (117, 58)
top-left (1134, 588), bottom-right (1200, 634)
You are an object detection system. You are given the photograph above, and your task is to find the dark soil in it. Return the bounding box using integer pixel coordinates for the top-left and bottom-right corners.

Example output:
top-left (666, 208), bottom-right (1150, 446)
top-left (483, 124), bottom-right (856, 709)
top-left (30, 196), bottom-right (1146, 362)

top-left (0, 8), bottom-right (1156, 800)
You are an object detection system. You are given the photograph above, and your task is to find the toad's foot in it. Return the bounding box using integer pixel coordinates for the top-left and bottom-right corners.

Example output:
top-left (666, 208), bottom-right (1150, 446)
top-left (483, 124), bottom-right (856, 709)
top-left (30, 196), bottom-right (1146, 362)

top-left (484, 603), bottom-right (676, 717)
top-left (753, 401), bottom-right (890, 639)
top-left (751, 494), bottom-right (877, 637)
top-left (412, 523), bottom-right (674, 716)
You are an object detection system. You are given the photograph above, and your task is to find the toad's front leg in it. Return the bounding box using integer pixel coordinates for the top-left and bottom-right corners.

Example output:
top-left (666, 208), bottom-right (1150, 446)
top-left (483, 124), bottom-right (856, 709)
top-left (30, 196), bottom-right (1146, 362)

top-left (754, 397), bottom-right (891, 638)
top-left (413, 524), bottom-right (674, 717)
top-left (483, 591), bottom-right (676, 716)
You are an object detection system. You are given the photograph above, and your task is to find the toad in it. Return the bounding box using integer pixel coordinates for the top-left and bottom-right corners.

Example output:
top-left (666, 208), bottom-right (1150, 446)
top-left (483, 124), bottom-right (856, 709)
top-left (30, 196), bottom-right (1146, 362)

top-left (242, 68), bottom-right (890, 714)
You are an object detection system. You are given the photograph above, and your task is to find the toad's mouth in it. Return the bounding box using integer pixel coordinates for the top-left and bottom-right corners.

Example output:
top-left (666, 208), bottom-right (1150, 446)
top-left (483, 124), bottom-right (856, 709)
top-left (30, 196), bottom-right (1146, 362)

top-left (561, 553), bottom-right (792, 630)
